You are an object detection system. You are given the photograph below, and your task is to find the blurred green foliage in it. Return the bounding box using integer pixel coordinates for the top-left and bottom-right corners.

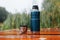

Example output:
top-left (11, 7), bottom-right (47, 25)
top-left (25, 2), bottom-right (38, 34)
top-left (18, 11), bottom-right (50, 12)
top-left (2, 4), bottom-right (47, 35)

top-left (0, 0), bottom-right (60, 30)
top-left (40, 0), bottom-right (60, 28)
top-left (0, 7), bottom-right (9, 23)
top-left (2, 12), bottom-right (30, 30)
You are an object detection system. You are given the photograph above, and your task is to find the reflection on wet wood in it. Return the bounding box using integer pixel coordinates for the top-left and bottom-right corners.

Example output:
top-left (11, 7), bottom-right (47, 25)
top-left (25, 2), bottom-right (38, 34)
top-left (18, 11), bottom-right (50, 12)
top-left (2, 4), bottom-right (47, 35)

top-left (0, 29), bottom-right (60, 40)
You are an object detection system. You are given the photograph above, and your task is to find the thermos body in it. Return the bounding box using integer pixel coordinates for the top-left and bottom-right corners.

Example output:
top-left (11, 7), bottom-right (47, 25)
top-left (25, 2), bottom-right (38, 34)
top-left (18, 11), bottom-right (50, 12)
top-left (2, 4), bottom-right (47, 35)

top-left (31, 9), bottom-right (40, 32)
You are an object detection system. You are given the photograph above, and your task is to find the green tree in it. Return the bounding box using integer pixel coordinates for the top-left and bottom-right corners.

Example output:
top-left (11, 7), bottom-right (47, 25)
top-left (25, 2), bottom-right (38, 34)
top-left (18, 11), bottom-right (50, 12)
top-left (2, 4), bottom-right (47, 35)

top-left (3, 14), bottom-right (13, 30)
top-left (20, 13), bottom-right (28, 25)
top-left (14, 13), bottom-right (21, 29)
top-left (41, 0), bottom-right (60, 28)
top-left (0, 7), bottom-right (9, 23)
top-left (27, 14), bottom-right (31, 28)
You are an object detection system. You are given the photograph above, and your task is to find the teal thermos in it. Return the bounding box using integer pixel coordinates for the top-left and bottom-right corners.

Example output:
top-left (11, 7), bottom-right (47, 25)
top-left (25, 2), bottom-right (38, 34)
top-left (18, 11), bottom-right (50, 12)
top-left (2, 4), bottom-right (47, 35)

top-left (31, 5), bottom-right (40, 34)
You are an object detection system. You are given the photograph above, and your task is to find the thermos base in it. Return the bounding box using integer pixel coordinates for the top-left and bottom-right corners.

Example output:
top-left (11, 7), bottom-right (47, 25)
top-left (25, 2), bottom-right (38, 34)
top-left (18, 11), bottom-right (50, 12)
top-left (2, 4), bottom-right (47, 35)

top-left (31, 31), bottom-right (40, 35)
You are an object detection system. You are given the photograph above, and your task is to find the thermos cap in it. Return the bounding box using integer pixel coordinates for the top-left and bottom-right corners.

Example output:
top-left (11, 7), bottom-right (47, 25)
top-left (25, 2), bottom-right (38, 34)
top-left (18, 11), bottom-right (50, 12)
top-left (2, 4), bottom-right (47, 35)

top-left (32, 5), bottom-right (39, 10)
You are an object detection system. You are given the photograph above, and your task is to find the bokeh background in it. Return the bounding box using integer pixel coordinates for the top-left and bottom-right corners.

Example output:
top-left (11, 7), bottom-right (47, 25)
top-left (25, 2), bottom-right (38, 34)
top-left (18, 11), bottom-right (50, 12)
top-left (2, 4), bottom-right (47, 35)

top-left (0, 0), bottom-right (60, 31)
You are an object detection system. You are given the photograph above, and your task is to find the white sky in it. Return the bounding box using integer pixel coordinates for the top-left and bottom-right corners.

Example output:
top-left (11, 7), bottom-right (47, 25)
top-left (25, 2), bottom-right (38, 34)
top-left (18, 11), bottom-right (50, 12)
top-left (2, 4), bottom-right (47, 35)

top-left (0, 0), bottom-right (43, 14)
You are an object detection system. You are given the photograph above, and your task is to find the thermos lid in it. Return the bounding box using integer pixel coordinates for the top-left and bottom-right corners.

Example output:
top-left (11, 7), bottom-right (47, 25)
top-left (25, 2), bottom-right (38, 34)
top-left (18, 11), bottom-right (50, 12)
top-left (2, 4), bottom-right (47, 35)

top-left (32, 5), bottom-right (39, 10)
